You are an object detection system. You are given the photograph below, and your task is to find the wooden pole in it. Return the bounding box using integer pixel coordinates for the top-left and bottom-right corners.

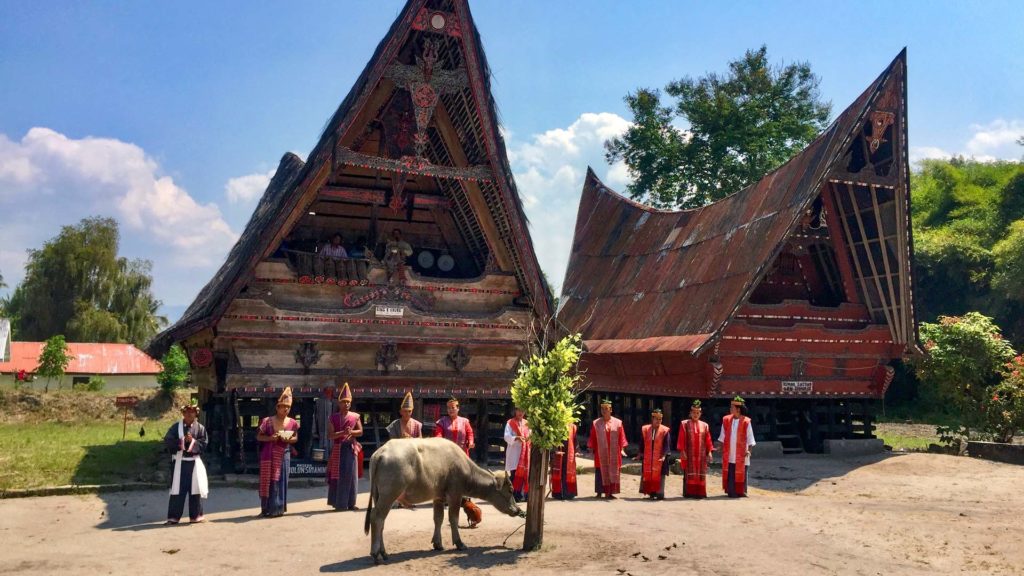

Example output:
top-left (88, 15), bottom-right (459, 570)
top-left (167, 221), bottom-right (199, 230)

top-left (122, 406), bottom-right (129, 440)
top-left (522, 445), bottom-right (549, 551)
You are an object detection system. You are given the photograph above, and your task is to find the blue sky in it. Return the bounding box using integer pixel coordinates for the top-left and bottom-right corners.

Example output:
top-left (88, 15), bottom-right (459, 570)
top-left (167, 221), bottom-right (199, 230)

top-left (1, 1), bottom-right (1022, 322)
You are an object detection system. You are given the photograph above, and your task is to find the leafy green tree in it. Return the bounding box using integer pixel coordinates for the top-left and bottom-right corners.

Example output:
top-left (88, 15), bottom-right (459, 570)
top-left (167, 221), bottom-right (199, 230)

top-left (910, 159), bottom-right (1024, 346)
top-left (36, 335), bottom-right (73, 393)
top-left (4, 217), bottom-right (166, 347)
top-left (606, 46), bottom-right (831, 208)
top-left (915, 313), bottom-right (1016, 441)
top-left (992, 220), bottom-right (1024, 302)
top-left (511, 333), bottom-right (584, 551)
top-left (912, 229), bottom-right (994, 321)
top-left (157, 344), bottom-right (190, 394)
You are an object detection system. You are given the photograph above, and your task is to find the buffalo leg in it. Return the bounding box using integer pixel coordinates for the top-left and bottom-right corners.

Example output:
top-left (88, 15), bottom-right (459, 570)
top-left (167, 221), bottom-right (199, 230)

top-left (372, 504), bottom-right (392, 563)
top-left (370, 488), bottom-right (400, 564)
top-left (447, 495), bottom-right (466, 550)
top-left (431, 499), bottom-right (445, 550)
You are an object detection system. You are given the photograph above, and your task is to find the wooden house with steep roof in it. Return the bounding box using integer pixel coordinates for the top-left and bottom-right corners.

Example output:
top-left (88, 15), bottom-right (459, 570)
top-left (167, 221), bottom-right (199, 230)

top-left (558, 51), bottom-right (918, 453)
top-left (149, 0), bottom-right (551, 472)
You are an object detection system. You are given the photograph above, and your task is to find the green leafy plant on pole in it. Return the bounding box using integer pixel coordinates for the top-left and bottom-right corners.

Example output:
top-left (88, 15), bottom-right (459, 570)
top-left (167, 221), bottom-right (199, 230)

top-left (157, 344), bottom-right (190, 394)
top-left (510, 333), bottom-right (584, 551)
top-left (36, 335), bottom-right (72, 393)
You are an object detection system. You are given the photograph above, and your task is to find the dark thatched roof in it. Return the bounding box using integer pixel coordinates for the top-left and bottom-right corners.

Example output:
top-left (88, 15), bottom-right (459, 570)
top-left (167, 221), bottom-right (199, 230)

top-left (558, 50), bottom-right (909, 356)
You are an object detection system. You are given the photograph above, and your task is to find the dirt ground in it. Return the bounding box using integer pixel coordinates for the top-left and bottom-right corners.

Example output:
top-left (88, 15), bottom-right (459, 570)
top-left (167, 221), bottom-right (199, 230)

top-left (1, 453), bottom-right (1022, 576)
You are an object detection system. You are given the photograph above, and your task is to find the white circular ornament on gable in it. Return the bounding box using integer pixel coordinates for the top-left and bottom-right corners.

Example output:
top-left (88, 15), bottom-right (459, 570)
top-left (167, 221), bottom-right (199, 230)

top-left (430, 13), bottom-right (446, 30)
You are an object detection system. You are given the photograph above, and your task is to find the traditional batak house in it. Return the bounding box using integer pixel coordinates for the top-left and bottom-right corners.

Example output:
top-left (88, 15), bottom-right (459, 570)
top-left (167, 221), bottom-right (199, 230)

top-left (149, 0), bottom-right (551, 473)
top-left (559, 51), bottom-right (917, 453)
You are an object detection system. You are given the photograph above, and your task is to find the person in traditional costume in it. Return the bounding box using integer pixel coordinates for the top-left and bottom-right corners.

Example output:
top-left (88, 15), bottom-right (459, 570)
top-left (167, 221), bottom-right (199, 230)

top-left (718, 396), bottom-right (755, 498)
top-left (503, 407), bottom-right (531, 502)
top-left (385, 392), bottom-right (422, 509)
top-left (327, 382), bottom-right (363, 511)
top-left (636, 408), bottom-right (671, 500)
top-left (386, 391), bottom-right (422, 439)
top-left (434, 397), bottom-right (475, 455)
top-left (434, 398), bottom-right (481, 527)
top-left (588, 398), bottom-right (628, 499)
top-left (550, 421), bottom-right (579, 500)
top-left (256, 387), bottom-right (300, 517)
top-left (678, 399), bottom-right (714, 499)
top-left (163, 398), bottom-right (209, 524)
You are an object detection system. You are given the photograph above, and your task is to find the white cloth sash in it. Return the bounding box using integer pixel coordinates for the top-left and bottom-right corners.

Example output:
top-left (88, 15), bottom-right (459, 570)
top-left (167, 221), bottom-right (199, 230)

top-left (170, 420), bottom-right (209, 498)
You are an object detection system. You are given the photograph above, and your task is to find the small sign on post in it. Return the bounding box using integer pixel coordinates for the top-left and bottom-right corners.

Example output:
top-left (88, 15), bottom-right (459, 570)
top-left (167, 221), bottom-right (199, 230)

top-left (116, 395), bottom-right (139, 440)
top-left (780, 381), bottom-right (813, 394)
top-left (375, 305), bottom-right (404, 318)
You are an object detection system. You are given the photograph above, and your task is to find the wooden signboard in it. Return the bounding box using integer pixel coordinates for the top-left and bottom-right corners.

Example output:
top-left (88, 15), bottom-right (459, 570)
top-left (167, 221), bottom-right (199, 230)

top-left (115, 396), bottom-right (139, 408)
top-left (115, 396), bottom-right (139, 439)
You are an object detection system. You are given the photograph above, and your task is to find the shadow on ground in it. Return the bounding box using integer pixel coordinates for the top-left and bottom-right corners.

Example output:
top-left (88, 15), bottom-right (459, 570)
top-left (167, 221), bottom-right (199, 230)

top-left (320, 545), bottom-right (524, 572)
top-left (88, 449), bottom-right (896, 532)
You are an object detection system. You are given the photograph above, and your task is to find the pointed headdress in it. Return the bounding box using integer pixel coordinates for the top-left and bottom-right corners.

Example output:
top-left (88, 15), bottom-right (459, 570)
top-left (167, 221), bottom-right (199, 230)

top-left (401, 391), bottom-right (414, 411)
top-left (277, 386), bottom-right (293, 407)
top-left (339, 382), bottom-right (353, 402)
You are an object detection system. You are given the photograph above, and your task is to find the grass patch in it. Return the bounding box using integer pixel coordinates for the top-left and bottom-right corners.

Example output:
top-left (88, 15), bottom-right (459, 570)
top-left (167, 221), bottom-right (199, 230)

top-left (875, 404), bottom-right (960, 427)
top-left (0, 419), bottom-right (175, 490)
top-left (874, 422), bottom-right (940, 452)
top-left (875, 432), bottom-right (934, 452)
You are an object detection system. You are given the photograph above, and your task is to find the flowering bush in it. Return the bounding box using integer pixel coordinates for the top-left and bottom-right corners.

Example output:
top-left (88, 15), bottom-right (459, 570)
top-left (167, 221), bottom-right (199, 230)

top-left (984, 356), bottom-right (1024, 443)
top-left (916, 313), bottom-right (1016, 442)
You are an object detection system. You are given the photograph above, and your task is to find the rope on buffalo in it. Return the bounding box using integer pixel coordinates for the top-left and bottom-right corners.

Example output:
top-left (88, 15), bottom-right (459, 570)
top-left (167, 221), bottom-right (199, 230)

top-left (501, 487), bottom-right (552, 548)
top-left (501, 521), bottom-right (526, 548)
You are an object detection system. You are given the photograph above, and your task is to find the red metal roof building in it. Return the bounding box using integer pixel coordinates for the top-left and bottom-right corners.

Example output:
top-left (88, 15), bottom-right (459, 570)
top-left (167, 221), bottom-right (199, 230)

top-left (0, 342), bottom-right (162, 376)
top-left (559, 51), bottom-right (917, 452)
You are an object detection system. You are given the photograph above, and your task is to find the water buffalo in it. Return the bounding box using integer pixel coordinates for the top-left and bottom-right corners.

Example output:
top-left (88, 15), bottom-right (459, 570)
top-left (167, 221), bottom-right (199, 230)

top-left (363, 437), bottom-right (524, 564)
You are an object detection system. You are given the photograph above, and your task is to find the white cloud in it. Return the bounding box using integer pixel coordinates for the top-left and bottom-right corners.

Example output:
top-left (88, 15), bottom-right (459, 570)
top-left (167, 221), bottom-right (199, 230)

top-left (0, 127), bottom-right (238, 309)
top-left (507, 112), bottom-right (632, 294)
top-left (965, 119), bottom-right (1024, 158)
top-left (909, 146), bottom-right (951, 164)
top-left (225, 169), bottom-right (276, 204)
top-left (912, 119), bottom-right (1023, 166)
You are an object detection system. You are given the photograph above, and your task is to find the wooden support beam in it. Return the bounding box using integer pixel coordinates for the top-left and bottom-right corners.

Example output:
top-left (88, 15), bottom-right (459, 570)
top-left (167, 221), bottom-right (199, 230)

top-left (870, 188), bottom-right (905, 344)
top-left (319, 185), bottom-right (452, 210)
top-left (334, 147), bottom-right (494, 182)
top-left (262, 84), bottom-right (400, 264)
top-left (430, 207), bottom-right (476, 274)
top-left (848, 186), bottom-right (898, 343)
top-left (820, 185), bottom-right (862, 305)
top-left (831, 183), bottom-right (875, 316)
top-left (309, 200), bottom-right (435, 223)
top-left (303, 214), bottom-right (443, 238)
top-left (432, 101), bottom-right (514, 272)
top-left (894, 179), bottom-right (913, 342)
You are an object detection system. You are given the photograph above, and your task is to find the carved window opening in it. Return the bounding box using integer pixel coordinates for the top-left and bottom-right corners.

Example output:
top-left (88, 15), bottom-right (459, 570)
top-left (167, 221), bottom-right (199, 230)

top-left (834, 357), bottom-right (846, 377)
top-left (750, 357), bottom-right (764, 378)
top-left (376, 342), bottom-right (399, 373)
top-left (808, 243), bottom-right (845, 307)
top-left (792, 358), bottom-right (806, 378)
